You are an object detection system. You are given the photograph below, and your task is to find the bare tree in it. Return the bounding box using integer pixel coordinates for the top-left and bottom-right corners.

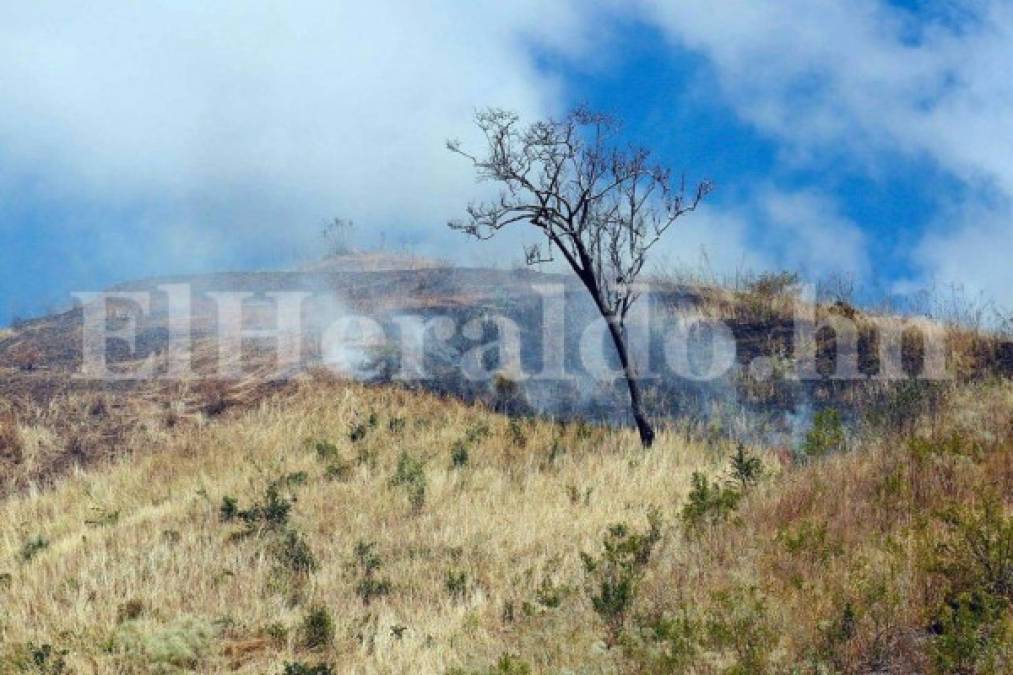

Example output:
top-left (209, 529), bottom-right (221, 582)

top-left (448, 108), bottom-right (710, 447)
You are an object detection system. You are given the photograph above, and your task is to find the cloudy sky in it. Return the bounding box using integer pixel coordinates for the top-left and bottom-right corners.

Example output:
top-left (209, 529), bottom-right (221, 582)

top-left (1, 0), bottom-right (1011, 324)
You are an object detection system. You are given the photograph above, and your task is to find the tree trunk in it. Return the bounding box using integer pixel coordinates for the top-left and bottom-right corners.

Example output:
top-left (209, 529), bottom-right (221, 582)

top-left (604, 315), bottom-right (655, 448)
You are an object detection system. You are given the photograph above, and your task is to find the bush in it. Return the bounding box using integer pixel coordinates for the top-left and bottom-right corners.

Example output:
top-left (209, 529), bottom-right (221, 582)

top-left (803, 408), bottom-right (846, 458)
top-left (445, 569), bottom-right (468, 602)
top-left (114, 616), bottom-right (214, 669)
top-left (450, 441), bottom-right (469, 469)
top-left (19, 536), bottom-right (49, 563)
top-left (299, 605), bottom-right (335, 650)
top-left (680, 473), bottom-right (740, 532)
top-left (705, 587), bottom-right (776, 674)
top-left (447, 653), bottom-right (532, 675)
top-left (351, 541), bottom-right (391, 606)
top-left (273, 529), bottom-right (318, 576)
top-left (6, 642), bottom-right (68, 674)
top-left (282, 662), bottom-right (334, 675)
top-left (626, 609), bottom-right (701, 673)
top-left (581, 511), bottom-right (662, 645)
top-left (391, 452), bottom-right (427, 512)
top-left (220, 474), bottom-right (307, 532)
top-left (728, 443), bottom-right (763, 490)
top-left (313, 440), bottom-right (340, 461)
top-left (929, 590), bottom-right (1009, 674)
top-left (926, 497), bottom-right (1013, 672)
top-left (349, 422), bottom-right (368, 443)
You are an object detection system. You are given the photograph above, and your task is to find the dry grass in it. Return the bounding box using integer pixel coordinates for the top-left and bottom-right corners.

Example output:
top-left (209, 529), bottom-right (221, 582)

top-left (0, 375), bottom-right (741, 673)
top-left (0, 373), bottom-right (1009, 673)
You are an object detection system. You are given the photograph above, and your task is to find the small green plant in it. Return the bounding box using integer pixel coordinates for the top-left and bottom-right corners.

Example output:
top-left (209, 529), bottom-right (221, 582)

top-left (220, 475), bottom-right (306, 533)
top-left (507, 418), bottom-right (527, 447)
top-left (388, 416), bottom-right (406, 433)
top-left (929, 590), bottom-right (1008, 673)
top-left (351, 541), bottom-right (392, 606)
top-left (314, 440), bottom-right (340, 461)
top-left (349, 422), bottom-right (368, 443)
top-left (446, 568), bottom-right (468, 602)
top-left (581, 511), bottom-right (662, 645)
top-left (273, 529), bottom-right (318, 576)
top-left (264, 622), bottom-right (288, 646)
top-left (113, 615), bottom-right (214, 670)
top-left (447, 653), bottom-right (532, 675)
top-left (680, 473), bottom-right (741, 532)
top-left (19, 536), bottom-right (49, 563)
top-left (282, 661), bottom-right (334, 675)
top-left (299, 605), bottom-right (335, 650)
top-left (534, 576), bottom-right (566, 609)
top-left (926, 497), bottom-right (1013, 671)
top-left (450, 441), bottom-right (469, 469)
top-left (8, 642), bottom-right (68, 674)
top-left (626, 609), bottom-right (701, 672)
top-left (728, 443), bottom-right (763, 490)
top-left (390, 451), bottom-right (427, 512)
top-left (705, 586), bottom-right (776, 673)
top-left (803, 408), bottom-right (846, 458)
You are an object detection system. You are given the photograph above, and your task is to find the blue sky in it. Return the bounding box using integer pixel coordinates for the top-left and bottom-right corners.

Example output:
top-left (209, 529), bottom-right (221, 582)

top-left (1, 1), bottom-right (1011, 326)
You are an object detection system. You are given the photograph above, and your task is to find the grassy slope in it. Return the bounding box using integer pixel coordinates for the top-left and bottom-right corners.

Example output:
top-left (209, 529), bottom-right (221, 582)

top-left (0, 376), bottom-right (730, 673)
top-left (0, 374), bottom-right (1010, 673)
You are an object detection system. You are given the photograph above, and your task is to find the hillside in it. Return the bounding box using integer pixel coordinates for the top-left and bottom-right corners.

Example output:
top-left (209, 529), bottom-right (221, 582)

top-left (0, 370), bottom-right (1010, 673)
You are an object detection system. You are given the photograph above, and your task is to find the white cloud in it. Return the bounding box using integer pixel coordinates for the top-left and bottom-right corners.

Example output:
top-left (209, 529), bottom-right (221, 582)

top-left (912, 202), bottom-right (1013, 306)
top-left (651, 188), bottom-right (869, 283)
top-left (0, 1), bottom-right (600, 271)
top-left (634, 0), bottom-right (1013, 305)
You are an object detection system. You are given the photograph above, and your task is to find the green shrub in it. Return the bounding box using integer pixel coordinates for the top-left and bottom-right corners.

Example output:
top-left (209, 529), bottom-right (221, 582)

top-left (6, 642), bottom-right (68, 674)
top-left (220, 485), bottom-right (291, 530)
top-left (349, 422), bottom-right (368, 443)
top-left (803, 408), bottom-right (846, 458)
top-left (932, 498), bottom-right (1012, 600)
top-left (705, 587), bottom-right (776, 674)
top-left (507, 419), bottom-right (527, 447)
top-left (581, 511), bottom-right (663, 645)
top-left (680, 473), bottom-right (740, 532)
top-left (114, 615), bottom-right (214, 669)
top-left (450, 441), bottom-right (469, 469)
top-left (299, 605), bottom-right (335, 650)
top-left (19, 536), bottom-right (49, 563)
top-left (929, 590), bottom-right (1008, 674)
top-left (728, 443), bottom-right (763, 490)
top-left (314, 440), bottom-right (340, 461)
top-left (447, 653), bottom-right (532, 675)
top-left (282, 662), bottom-right (334, 675)
top-left (625, 609), bottom-right (701, 673)
top-left (534, 576), bottom-right (566, 609)
top-left (391, 452), bottom-right (426, 512)
top-left (273, 529), bottom-right (318, 576)
top-left (351, 541), bottom-right (391, 606)
top-left (777, 519), bottom-right (842, 563)
top-left (926, 497), bottom-right (1013, 672)
top-left (445, 569), bottom-right (468, 602)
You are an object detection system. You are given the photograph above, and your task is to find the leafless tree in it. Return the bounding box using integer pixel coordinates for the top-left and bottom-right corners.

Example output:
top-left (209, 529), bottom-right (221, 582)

top-left (448, 108), bottom-right (710, 447)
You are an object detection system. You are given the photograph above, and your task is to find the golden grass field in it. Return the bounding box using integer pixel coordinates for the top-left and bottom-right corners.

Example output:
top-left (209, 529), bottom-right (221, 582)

top-left (0, 372), bottom-right (1010, 673)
